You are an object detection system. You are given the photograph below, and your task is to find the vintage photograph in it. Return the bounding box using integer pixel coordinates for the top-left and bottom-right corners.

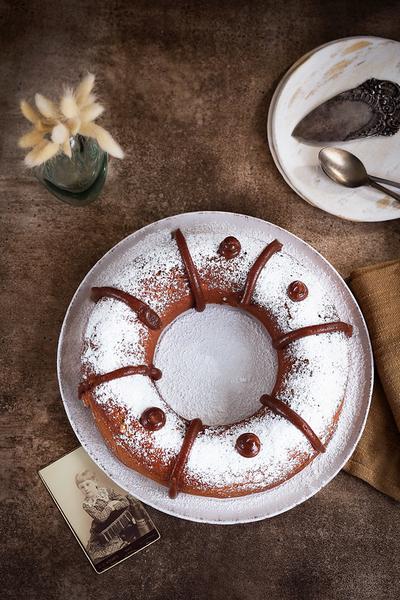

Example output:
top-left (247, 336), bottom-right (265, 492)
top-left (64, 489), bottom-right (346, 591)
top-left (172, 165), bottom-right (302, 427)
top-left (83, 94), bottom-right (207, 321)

top-left (39, 446), bottom-right (160, 573)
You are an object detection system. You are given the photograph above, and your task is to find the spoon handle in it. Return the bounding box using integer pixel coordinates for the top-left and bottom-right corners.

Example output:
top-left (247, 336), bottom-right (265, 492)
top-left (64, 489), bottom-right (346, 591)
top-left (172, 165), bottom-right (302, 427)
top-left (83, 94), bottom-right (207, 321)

top-left (370, 174), bottom-right (400, 190)
top-left (368, 179), bottom-right (400, 203)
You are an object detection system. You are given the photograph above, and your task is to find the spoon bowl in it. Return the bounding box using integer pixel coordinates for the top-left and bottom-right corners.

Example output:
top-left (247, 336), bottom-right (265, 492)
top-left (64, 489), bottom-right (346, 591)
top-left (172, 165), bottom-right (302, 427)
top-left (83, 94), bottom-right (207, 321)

top-left (318, 148), bottom-right (369, 188)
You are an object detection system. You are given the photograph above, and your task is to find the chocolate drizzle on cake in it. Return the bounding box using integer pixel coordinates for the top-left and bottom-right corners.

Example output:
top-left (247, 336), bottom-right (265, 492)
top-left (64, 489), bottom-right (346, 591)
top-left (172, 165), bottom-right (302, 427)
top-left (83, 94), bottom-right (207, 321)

top-left (218, 236), bottom-right (241, 259)
top-left (240, 239), bottom-right (282, 306)
top-left (287, 280), bottom-right (308, 302)
top-left (91, 287), bottom-right (162, 330)
top-left (235, 433), bottom-right (261, 457)
top-left (174, 229), bottom-right (206, 312)
top-left (168, 418), bottom-right (203, 498)
top-left (79, 365), bottom-right (162, 398)
top-left (273, 321), bottom-right (353, 350)
top-left (260, 394), bottom-right (326, 453)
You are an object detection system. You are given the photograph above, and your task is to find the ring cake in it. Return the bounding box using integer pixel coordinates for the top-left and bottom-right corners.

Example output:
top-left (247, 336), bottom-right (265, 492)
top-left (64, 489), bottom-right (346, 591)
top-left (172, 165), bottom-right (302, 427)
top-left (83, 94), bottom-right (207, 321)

top-left (79, 224), bottom-right (353, 499)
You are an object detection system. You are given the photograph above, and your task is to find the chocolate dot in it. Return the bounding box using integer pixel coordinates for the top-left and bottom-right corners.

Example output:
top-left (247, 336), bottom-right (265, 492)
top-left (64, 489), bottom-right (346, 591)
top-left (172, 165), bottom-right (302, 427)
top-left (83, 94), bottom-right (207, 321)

top-left (287, 280), bottom-right (308, 302)
top-left (235, 433), bottom-right (261, 457)
top-left (140, 407), bottom-right (166, 431)
top-left (218, 236), bottom-right (241, 259)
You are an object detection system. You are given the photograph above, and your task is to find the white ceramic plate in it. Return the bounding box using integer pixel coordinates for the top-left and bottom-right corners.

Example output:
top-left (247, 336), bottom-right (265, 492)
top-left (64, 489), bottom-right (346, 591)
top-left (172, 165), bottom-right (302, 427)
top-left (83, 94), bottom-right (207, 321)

top-left (268, 36), bottom-right (400, 222)
top-left (58, 212), bottom-right (373, 524)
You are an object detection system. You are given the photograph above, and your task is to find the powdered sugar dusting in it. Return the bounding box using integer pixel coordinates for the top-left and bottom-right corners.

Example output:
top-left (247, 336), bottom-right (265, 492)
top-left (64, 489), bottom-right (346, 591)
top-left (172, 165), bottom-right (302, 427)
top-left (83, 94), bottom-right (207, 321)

top-left (82, 299), bottom-right (147, 374)
top-left (154, 305), bottom-right (278, 425)
top-left (99, 230), bottom-right (188, 315)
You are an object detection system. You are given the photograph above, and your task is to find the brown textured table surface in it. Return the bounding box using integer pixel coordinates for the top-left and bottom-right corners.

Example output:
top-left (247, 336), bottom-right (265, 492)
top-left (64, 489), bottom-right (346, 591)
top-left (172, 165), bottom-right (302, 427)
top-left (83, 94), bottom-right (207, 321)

top-left (1, 1), bottom-right (400, 599)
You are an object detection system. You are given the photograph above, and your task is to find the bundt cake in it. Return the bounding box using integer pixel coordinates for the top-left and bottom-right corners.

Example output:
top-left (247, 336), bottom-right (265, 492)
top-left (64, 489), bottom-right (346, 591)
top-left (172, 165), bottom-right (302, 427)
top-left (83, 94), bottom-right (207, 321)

top-left (79, 224), bottom-right (353, 498)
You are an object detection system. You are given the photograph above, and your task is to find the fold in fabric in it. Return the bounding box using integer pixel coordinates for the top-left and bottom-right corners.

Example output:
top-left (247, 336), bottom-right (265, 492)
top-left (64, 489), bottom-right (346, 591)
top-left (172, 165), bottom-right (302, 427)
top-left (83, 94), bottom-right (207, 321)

top-left (343, 260), bottom-right (400, 501)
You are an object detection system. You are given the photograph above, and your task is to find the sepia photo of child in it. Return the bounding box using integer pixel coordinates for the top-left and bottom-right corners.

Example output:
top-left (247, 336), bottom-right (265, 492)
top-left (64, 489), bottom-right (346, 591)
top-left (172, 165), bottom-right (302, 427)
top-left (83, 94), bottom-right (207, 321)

top-left (39, 446), bottom-right (160, 573)
top-left (76, 469), bottom-right (154, 564)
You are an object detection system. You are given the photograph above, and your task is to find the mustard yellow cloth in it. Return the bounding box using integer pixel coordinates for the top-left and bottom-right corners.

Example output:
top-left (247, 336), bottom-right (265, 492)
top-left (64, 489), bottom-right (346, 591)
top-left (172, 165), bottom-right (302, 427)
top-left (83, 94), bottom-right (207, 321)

top-left (344, 260), bottom-right (400, 501)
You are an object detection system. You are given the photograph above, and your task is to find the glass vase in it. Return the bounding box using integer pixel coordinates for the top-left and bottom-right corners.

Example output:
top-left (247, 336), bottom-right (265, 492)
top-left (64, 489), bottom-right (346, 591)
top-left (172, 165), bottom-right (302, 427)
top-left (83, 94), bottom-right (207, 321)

top-left (35, 135), bottom-right (108, 206)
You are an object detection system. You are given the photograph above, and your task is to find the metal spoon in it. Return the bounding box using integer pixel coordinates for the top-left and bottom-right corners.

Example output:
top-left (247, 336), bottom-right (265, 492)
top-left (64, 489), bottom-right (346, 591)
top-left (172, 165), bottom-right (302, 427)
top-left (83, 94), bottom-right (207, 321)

top-left (318, 147), bottom-right (400, 202)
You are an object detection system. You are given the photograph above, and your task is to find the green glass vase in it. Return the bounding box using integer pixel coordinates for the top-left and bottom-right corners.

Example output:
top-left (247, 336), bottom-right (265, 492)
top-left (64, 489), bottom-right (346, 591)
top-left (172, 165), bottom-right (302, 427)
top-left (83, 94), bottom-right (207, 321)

top-left (35, 135), bottom-right (107, 206)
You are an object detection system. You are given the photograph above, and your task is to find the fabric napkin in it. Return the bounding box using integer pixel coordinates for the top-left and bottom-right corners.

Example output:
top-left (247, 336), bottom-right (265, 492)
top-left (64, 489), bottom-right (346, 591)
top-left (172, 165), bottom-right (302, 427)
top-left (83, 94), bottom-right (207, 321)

top-left (344, 259), bottom-right (400, 501)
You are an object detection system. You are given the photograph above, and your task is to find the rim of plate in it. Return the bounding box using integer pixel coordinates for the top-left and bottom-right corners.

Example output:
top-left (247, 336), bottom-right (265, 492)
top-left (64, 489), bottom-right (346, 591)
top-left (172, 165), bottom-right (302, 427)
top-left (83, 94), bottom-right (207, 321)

top-left (57, 211), bottom-right (373, 524)
top-left (267, 35), bottom-right (398, 223)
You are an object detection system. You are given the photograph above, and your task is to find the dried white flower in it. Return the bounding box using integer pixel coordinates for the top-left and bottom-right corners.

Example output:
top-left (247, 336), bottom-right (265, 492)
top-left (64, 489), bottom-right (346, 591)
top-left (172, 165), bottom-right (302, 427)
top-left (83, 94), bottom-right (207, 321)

top-left (19, 73), bottom-right (124, 166)
top-left (18, 129), bottom-right (44, 148)
top-left (35, 93), bottom-right (59, 120)
top-left (20, 100), bottom-right (41, 125)
top-left (80, 122), bottom-right (124, 159)
top-left (60, 88), bottom-right (79, 120)
top-left (24, 140), bottom-right (60, 168)
top-left (74, 72), bottom-right (95, 106)
top-left (51, 123), bottom-right (69, 144)
top-left (80, 102), bottom-right (104, 123)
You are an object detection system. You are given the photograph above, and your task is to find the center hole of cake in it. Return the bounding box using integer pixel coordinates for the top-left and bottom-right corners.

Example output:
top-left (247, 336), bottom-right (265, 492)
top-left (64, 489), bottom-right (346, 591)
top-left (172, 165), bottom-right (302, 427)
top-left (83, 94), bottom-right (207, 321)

top-left (154, 305), bottom-right (278, 426)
